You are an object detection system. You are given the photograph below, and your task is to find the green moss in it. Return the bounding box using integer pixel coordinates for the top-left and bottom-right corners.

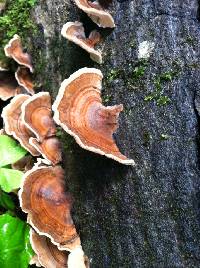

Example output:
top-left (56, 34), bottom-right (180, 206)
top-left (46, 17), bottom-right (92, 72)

top-left (0, 0), bottom-right (37, 62)
top-left (144, 69), bottom-right (179, 106)
top-left (106, 69), bottom-right (122, 83)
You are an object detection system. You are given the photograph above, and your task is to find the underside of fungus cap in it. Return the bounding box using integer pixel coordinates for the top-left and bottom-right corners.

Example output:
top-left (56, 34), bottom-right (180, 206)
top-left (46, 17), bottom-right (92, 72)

top-left (1, 94), bottom-right (40, 156)
top-left (52, 68), bottom-right (135, 165)
top-left (30, 229), bottom-right (69, 268)
top-left (21, 92), bottom-right (56, 142)
top-left (4, 35), bottom-right (33, 72)
top-left (0, 71), bottom-right (22, 101)
top-left (29, 137), bottom-right (62, 165)
top-left (74, 0), bottom-right (115, 28)
top-left (19, 165), bottom-right (81, 251)
top-left (15, 67), bottom-right (34, 95)
top-left (61, 21), bottom-right (102, 64)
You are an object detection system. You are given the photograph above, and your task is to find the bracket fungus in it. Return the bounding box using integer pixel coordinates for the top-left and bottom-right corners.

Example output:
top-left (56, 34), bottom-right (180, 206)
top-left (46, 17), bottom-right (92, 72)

top-left (52, 68), bottom-right (135, 165)
top-left (1, 94), bottom-right (40, 156)
top-left (30, 229), bottom-right (69, 268)
top-left (0, 71), bottom-right (21, 101)
top-left (74, 0), bottom-right (115, 28)
top-left (15, 67), bottom-right (34, 95)
top-left (19, 165), bottom-right (81, 251)
top-left (21, 92), bottom-right (56, 142)
top-left (29, 137), bottom-right (62, 165)
top-left (4, 35), bottom-right (33, 72)
top-left (61, 21), bottom-right (102, 64)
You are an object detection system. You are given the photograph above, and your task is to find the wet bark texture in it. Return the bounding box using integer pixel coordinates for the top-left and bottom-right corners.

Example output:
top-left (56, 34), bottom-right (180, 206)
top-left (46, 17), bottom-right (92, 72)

top-left (31, 0), bottom-right (200, 267)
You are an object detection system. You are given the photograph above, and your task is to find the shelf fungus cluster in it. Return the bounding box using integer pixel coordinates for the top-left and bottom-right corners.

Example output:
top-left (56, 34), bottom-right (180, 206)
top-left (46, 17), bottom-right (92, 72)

top-left (0, 35), bottom-right (35, 101)
top-left (1, 92), bottom-right (61, 165)
top-left (53, 68), bottom-right (135, 165)
top-left (19, 164), bottom-right (88, 268)
top-left (61, 0), bottom-right (115, 63)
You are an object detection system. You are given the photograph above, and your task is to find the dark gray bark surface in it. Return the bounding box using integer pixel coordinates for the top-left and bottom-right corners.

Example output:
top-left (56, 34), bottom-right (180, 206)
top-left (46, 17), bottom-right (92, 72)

top-left (31, 0), bottom-right (200, 267)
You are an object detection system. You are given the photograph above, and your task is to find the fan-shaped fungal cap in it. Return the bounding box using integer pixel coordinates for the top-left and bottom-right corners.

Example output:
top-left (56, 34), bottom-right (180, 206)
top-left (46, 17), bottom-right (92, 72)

top-left (19, 165), bottom-right (80, 251)
top-left (4, 35), bottom-right (33, 72)
top-left (15, 67), bottom-right (34, 95)
top-left (0, 71), bottom-right (21, 101)
top-left (29, 137), bottom-right (62, 165)
top-left (12, 155), bottom-right (34, 172)
top-left (30, 229), bottom-right (69, 268)
top-left (61, 22), bottom-right (102, 64)
top-left (21, 92), bottom-right (56, 142)
top-left (74, 0), bottom-right (115, 28)
top-left (52, 68), bottom-right (135, 165)
top-left (1, 94), bottom-right (40, 156)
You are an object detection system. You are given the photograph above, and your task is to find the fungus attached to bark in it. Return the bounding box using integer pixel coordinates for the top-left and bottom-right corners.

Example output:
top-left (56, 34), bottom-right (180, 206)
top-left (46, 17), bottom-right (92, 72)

top-left (61, 21), bottom-right (102, 64)
top-left (29, 137), bottom-right (62, 165)
top-left (74, 0), bottom-right (115, 28)
top-left (30, 229), bottom-right (69, 268)
top-left (52, 68), bottom-right (135, 165)
top-left (19, 165), bottom-right (80, 251)
top-left (21, 92), bottom-right (56, 142)
top-left (15, 67), bottom-right (34, 95)
top-left (1, 95), bottom-right (40, 156)
top-left (0, 71), bottom-right (21, 101)
top-left (12, 155), bottom-right (34, 172)
top-left (4, 35), bottom-right (33, 72)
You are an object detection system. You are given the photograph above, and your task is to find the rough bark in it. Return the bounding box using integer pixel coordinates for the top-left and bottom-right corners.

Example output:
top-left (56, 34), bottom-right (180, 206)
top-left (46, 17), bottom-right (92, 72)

top-left (31, 0), bottom-right (200, 267)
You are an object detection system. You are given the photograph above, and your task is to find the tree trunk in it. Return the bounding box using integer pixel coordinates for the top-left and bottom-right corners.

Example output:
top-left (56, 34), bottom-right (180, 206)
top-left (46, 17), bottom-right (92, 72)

top-left (31, 0), bottom-right (200, 267)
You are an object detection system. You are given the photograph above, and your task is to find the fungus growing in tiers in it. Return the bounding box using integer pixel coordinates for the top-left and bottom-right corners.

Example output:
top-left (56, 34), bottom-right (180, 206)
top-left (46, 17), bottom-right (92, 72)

top-left (61, 21), bottom-right (102, 64)
top-left (19, 165), bottom-right (80, 251)
top-left (15, 67), bottom-right (34, 95)
top-left (74, 0), bottom-right (115, 28)
top-left (21, 92), bottom-right (56, 142)
top-left (0, 71), bottom-right (21, 101)
top-left (4, 35), bottom-right (33, 72)
top-left (29, 137), bottom-right (62, 165)
top-left (1, 95), bottom-right (40, 156)
top-left (30, 229), bottom-right (69, 268)
top-left (52, 68), bottom-right (135, 165)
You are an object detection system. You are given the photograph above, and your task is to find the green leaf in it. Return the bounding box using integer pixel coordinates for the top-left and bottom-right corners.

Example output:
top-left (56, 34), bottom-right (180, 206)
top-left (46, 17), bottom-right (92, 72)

top-left (0, 214), bottom-right (34, 268)
top-left (0, 135), bottom-right (27, 167)
top-left (0, 168), bottom-right (24, 192)
top-left (0, 190), bottom-right (15, 211)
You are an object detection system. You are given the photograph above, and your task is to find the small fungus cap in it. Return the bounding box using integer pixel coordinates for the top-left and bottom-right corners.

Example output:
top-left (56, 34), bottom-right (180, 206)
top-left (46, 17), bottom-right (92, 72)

top-left (29, 137), bottom-right (62, 166)
top-left (61, 21), bottom-right (102, 64)
top-left (74, 0), bottom-right (115, 28)
top-left (52, 68), bottom-right (135, 165)
top-left (15, 67), bottom-right (34, 95)
top-left (21, 92), bottom-right (56, 142)
top-left (1, 94), bottom-right (40, 156)
top-left (19, 165), bottom-right (80, 251)
top-left (30, 229), bottom-right (69, 268)
top-left (4, 35), bottom-right (33, 72)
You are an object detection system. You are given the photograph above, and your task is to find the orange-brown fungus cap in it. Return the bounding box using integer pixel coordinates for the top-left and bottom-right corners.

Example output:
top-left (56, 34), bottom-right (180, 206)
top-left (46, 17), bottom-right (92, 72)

top-left (52, 68), bottom-right (135, 165)
top-left (15, 67), bottom-right (34, 95)
top-left (1, 95), bottom-right (40, 156)
top-left (0, 71), bottom-right (21, 101)
top-left (19, 165), bottom-right (80, 251)
top-left (29, 137), bottom-right (62, 165)
top-left (30, 229), bottom-right (69, 268)
top-left (12, 155), bottom-right (34, 172)
top-left (22, 92), bottom-right (56, 142)
top-left (4, 35), bottom-right (33, 72)
top-left (74, 0), bottom-right (115, 28)
top-left (61, 21), bottom-right (102, 64)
